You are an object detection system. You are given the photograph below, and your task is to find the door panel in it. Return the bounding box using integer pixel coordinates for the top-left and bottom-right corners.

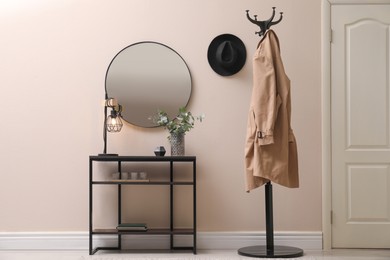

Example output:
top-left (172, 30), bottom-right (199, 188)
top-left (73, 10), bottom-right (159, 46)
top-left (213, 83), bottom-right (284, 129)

top-left (331, 4), bottom-right (390, 248)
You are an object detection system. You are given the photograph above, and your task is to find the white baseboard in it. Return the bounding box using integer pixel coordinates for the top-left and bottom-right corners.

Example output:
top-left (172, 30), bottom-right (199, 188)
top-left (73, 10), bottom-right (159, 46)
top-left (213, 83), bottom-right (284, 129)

top-left (0, 232), bottom-right (87, 250)
top-left (0, 231), bottom-right (322, 251)
top-left (197, 232), bottom-right (322, 250)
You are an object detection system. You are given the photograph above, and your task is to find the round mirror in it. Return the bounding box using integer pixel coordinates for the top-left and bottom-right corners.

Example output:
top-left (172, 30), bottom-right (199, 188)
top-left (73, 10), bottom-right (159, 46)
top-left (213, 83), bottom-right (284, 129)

top-left (105, 42), bottom-right (192, 127)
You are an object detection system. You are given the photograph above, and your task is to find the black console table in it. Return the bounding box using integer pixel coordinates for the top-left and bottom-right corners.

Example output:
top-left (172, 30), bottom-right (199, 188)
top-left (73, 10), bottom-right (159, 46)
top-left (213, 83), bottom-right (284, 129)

top-left (89, 155), bottom-right (197, 255)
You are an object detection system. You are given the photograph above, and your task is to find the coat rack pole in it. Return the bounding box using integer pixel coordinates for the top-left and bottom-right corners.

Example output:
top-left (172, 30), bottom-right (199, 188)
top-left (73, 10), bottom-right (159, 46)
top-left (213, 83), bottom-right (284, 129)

top-left (237, 182), bottom-right (304, 258)
top-left (265, 182), bottom-right (274, 252)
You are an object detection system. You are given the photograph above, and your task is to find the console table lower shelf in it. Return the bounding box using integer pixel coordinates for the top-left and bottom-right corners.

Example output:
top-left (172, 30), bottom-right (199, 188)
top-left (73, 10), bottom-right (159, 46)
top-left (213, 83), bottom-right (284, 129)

top-left (91, 228), bottom-right (196, 255)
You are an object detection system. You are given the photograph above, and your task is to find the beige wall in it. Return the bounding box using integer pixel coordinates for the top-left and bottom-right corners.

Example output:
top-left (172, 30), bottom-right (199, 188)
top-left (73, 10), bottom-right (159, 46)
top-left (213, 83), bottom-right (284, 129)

top-left (0, 0), bottom-right (322, 232)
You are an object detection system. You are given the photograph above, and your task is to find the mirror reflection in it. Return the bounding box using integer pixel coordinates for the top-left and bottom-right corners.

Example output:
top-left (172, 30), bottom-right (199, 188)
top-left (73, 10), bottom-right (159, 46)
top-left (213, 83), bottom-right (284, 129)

top-left (105, 41), bottom-right (192, 128)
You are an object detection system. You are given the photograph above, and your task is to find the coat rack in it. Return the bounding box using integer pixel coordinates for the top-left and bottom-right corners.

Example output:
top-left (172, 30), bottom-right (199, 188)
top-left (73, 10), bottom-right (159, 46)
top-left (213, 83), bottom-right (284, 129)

top-left (245, 7), bottom-right (283, 37)
top-left (238, 7), bottom-right (304, 259)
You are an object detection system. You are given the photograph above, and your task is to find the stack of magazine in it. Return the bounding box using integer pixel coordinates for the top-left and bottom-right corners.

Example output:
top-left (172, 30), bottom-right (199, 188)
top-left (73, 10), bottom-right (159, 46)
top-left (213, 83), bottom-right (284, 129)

top-left (116, 223), bottom-right (147, 232)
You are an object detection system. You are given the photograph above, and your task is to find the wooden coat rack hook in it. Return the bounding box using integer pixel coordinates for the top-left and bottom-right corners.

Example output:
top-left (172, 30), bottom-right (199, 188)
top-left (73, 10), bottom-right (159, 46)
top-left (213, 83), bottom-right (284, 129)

top-left (246, 7), bottom-right (283, 36)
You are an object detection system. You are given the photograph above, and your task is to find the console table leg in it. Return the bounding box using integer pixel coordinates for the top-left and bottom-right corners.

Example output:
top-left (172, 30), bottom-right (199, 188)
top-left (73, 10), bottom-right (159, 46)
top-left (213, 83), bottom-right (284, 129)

top-left (170, 161), bottom-right (174, 250)
top-left (193, 160), bottom-right (197, 254)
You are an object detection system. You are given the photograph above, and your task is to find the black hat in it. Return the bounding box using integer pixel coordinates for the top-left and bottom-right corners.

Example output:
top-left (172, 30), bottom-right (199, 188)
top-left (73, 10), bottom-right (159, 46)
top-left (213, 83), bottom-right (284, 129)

top-left (207, 34), bottom-right (246, 76)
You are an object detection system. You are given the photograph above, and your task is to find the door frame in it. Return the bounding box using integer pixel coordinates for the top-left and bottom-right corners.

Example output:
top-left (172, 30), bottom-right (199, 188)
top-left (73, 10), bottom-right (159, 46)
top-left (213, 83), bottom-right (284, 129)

top-left (321, 0), bottom-right (390, 250)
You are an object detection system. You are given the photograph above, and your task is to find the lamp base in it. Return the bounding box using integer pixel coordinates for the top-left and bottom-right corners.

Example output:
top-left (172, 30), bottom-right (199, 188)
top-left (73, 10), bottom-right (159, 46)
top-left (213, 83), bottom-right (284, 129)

top-left (238, 245), bottom-right (304, 258)
top-left (98, 153), bottom-right (119, 156)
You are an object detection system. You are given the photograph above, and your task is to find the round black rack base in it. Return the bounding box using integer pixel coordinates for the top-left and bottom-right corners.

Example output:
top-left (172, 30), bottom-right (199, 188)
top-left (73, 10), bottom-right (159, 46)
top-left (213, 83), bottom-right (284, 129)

top-left (238, 245), bottom-right (304, 258)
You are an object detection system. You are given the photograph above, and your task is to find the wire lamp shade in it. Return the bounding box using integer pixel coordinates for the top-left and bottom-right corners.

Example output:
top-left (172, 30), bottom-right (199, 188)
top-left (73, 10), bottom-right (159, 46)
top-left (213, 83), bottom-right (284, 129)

top-left (106, 108), bottom-right (123, 132)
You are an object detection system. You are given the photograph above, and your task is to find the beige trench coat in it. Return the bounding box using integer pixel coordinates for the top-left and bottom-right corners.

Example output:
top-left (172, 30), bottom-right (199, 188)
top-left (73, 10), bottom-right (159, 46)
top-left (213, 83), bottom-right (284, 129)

top-left (244, 30), bottom-right (299, 192)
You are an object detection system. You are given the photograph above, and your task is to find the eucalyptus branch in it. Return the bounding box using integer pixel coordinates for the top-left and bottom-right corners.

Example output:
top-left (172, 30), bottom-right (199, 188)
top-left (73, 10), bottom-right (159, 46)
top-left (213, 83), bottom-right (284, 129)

top-left (151, 107), bottom-right (205, 135)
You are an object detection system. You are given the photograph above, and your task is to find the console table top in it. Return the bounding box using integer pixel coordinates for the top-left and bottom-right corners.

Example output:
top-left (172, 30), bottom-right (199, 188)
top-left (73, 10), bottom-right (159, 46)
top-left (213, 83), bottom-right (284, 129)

top-left (90, 155), bottom-right (196, 162)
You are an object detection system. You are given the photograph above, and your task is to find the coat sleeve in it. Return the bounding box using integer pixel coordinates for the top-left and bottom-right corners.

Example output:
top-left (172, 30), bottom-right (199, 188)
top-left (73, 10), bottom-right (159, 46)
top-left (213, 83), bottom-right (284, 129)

top-left (252, 50), bottom-right (282, 146)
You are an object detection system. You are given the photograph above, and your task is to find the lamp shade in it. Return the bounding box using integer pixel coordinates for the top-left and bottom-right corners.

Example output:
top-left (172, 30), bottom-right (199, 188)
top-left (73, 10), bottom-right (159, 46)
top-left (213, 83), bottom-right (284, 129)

top-left (106, 109), bottom-right (123, 132)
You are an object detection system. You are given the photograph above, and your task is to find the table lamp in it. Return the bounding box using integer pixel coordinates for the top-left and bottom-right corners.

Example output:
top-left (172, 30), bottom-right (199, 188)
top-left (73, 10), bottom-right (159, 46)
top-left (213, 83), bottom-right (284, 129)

top-left (99, 96), bottom-right (123, 156)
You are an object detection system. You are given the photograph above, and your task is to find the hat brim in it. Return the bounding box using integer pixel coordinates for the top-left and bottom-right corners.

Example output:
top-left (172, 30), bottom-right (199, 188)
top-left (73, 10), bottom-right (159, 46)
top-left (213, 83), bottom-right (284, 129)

top-left (207, 34), bottom-right (247, 76)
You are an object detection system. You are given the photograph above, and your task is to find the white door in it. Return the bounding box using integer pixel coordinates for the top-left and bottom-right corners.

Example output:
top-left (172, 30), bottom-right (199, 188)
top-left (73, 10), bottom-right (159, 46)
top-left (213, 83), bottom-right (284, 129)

top-left (331, 3), bottom-right (390, 248)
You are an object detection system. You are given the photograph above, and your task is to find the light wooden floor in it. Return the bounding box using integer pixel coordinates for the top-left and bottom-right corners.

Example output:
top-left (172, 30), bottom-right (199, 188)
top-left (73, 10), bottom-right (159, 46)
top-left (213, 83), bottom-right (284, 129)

top-left (0, 249), bottom-right (390, 259)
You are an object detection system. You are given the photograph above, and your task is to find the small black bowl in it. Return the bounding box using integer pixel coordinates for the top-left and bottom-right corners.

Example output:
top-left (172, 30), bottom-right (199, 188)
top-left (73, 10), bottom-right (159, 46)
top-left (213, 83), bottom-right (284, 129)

top-left (154, 146), bottom-right (166, 156)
